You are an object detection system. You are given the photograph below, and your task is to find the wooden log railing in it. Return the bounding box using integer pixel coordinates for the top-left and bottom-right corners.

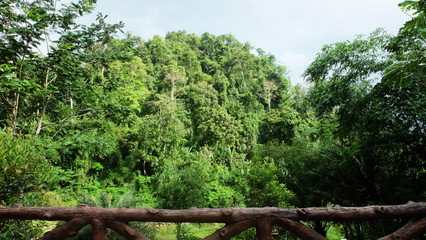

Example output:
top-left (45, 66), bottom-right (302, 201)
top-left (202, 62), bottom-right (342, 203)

top-left (0, 202), bottom-right (425, 240)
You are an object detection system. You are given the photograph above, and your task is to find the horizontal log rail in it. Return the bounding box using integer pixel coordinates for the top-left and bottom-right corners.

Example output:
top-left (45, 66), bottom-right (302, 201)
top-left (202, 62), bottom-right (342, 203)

top-left (0, 202), bottom-right (425, 240)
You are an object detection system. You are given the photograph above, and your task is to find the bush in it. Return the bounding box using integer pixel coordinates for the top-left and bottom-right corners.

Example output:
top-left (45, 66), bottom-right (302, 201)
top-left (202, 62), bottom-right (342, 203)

top-left (0, 129), bottom-right (54, 238)
top-left (0, 129), bottom-right (52, 205)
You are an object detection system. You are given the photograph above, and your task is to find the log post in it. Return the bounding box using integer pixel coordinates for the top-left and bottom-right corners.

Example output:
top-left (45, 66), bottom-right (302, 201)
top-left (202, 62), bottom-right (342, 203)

top-left (255, 218), bottom-right (272, 240)
top-left (92, 219), bottom-right (108, 240)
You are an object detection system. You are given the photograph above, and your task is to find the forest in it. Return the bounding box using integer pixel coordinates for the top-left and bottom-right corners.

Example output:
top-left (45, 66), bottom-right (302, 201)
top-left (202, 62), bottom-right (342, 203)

top-left (0, 0), bottom-right (425, 239)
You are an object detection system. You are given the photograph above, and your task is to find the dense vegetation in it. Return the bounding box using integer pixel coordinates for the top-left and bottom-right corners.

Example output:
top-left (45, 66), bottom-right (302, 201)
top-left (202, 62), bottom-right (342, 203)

top-left (1, 0), bottom-right (425, 239)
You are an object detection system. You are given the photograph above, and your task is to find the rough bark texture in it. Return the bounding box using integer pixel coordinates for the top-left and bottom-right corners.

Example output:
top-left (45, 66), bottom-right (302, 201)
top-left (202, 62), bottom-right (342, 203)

top-left (378, 217), bottom-right (426, 240)
top-left (106, 221), bottom-right (149, 240)
top-left (92, 218), bottom-right (108, 240)
top-left (273, 218), bottom-right (326, 240)
top-left (255, 218), bottom-right (272, 240)
top-left (39, 216), bottom-right (90, 240)
top-left (201, 219), bottom-right (256, 240)
top-left (0, 202), bottom-right (425, 240)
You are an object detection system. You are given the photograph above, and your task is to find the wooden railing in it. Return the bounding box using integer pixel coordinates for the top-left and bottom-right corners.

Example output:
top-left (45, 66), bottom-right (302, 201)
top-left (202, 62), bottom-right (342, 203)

top-left (1, 202), bottom-right (425, 240)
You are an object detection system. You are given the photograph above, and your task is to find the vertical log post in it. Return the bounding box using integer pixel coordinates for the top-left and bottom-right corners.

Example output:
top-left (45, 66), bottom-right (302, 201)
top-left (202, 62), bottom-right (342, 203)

top-left (255, 218), bottom-right (272, 240)
top-left (92, 219), bottom-right (108, 240)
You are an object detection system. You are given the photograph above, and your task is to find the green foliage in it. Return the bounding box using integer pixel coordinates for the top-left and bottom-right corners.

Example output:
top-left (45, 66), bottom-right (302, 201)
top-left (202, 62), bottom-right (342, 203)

top-left (0, 130), bottom-right (52, 205)
top-left (0, 219), bottom-right (45, 240)
top-left (73, 190), bottom-right (157, 240)
top-left (106, 55), bottom-right (150, 120)
top-left (175, 223), bottom-right (198, 240)
top-left (0, 0), bottom-right (123, 137)
top-left (156, 153), bottom-right (211, 209)
top-left (196, 105), bottom-right (243, 149)
top-left (304, 29), bottom-right (393, 115)
top-left (304, 29), bottom-right (392, 84)
top-left (0, 129), bottom-right (53, 238)
top-left (341, 79), bottom-right (426, 203)
top-left (259, 107), bottom-right (298, 145)
top-left (244, 157), bottom-right (295, 207)
top-left (2, 1), bottom-right (425, 239)
top-left (127, 102), bottom-right (188, 173)
top-left (299, 8), bottom-right (426, 237)
top-left (304, 28), bottom-right (426, 206)
top-left (207, 164), bottom-right (244, 208)
top-left (384, 0), bottom-right (426, 87)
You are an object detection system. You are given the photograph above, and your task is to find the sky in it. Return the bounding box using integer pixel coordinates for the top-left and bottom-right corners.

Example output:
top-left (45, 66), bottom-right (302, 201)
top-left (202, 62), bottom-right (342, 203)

top-left (81, 0), bottom-right (409, 86)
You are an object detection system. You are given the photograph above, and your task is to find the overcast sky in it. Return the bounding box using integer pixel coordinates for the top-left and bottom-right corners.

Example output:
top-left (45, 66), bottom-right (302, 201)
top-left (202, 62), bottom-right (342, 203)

top-left (82, 0), bottom-right (409, 86)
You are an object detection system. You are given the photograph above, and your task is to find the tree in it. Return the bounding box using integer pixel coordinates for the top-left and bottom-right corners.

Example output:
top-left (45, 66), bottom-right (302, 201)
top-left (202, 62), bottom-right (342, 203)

top-left (196, 104), bottom-right (243, 149)
top-left (0, 0), bottom-right (89, 136)
top-left (155, 154), bottom-right (211, 240)
top-left (342, 79), bottom-right (426, 203)
top-left (0, 0), bottom-right (123, 137)
top-left (303, 29), bottom-right (393, 115)
top-left (0, 129), bottom-right (54, 238)
top-left (384, 0), bottom-right (426, 87)
top-left (164, 65), bottom-right (187, 104)
top-left (259, 107), bottom-right (298, 145)
top-left (301, 20), bottom-right (426, 239)
top-left (263, 80), bottom-right (278, 112)
top-left (244, 156), bottom-right (295, 208)
top-left (106, 54), bottom-right (150, 122)
top-left (126, 93), bottom-right (189, 175)
top-left (179, 81), bottom-right (243, 151)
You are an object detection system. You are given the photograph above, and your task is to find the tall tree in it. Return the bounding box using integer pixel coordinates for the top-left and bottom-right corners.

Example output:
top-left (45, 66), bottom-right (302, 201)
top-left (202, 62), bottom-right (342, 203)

top-left (384, 0), bottom-right (426, 87)
top-left (0, 0), bottom-right (122, 137)
top-left (301, 20), bottom-right (425, 239)
top-left (163, 66), bottom-right (187, 104)
top-left (263, 80), bottom-right (278, 112)
top-left (303, 29), bottom-right (393, 115)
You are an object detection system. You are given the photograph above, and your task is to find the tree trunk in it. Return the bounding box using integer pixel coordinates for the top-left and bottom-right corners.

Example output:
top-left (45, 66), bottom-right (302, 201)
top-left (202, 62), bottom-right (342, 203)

top-left (34, 98), bottom-right (48, 137)
top-left (34, 70), bottom-right (55, 137)
top-left (70, 94), bottom-right (74, 116)
top-left (11, 92), bottom-right (20, 138)
top-left (267, 91), bottom-right (271, 113)
top-left (312, 221), bottom-right (327, 237)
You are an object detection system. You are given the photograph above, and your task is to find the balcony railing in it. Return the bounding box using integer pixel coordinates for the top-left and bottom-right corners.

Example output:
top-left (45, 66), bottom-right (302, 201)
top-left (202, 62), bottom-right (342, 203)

top-left (1, 202), bottom-right (425, 240)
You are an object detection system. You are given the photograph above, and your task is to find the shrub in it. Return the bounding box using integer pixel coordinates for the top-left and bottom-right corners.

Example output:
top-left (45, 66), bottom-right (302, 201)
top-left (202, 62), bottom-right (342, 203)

top-left (0, 129), bottom-right (52, 206)
top-left (0, 129), bottom-right (54, 238)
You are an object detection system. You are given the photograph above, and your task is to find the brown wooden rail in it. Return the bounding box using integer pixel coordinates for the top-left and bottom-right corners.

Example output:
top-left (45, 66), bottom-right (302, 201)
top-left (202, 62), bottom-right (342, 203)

top-left (1, 202), bottom-right (425, 240)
